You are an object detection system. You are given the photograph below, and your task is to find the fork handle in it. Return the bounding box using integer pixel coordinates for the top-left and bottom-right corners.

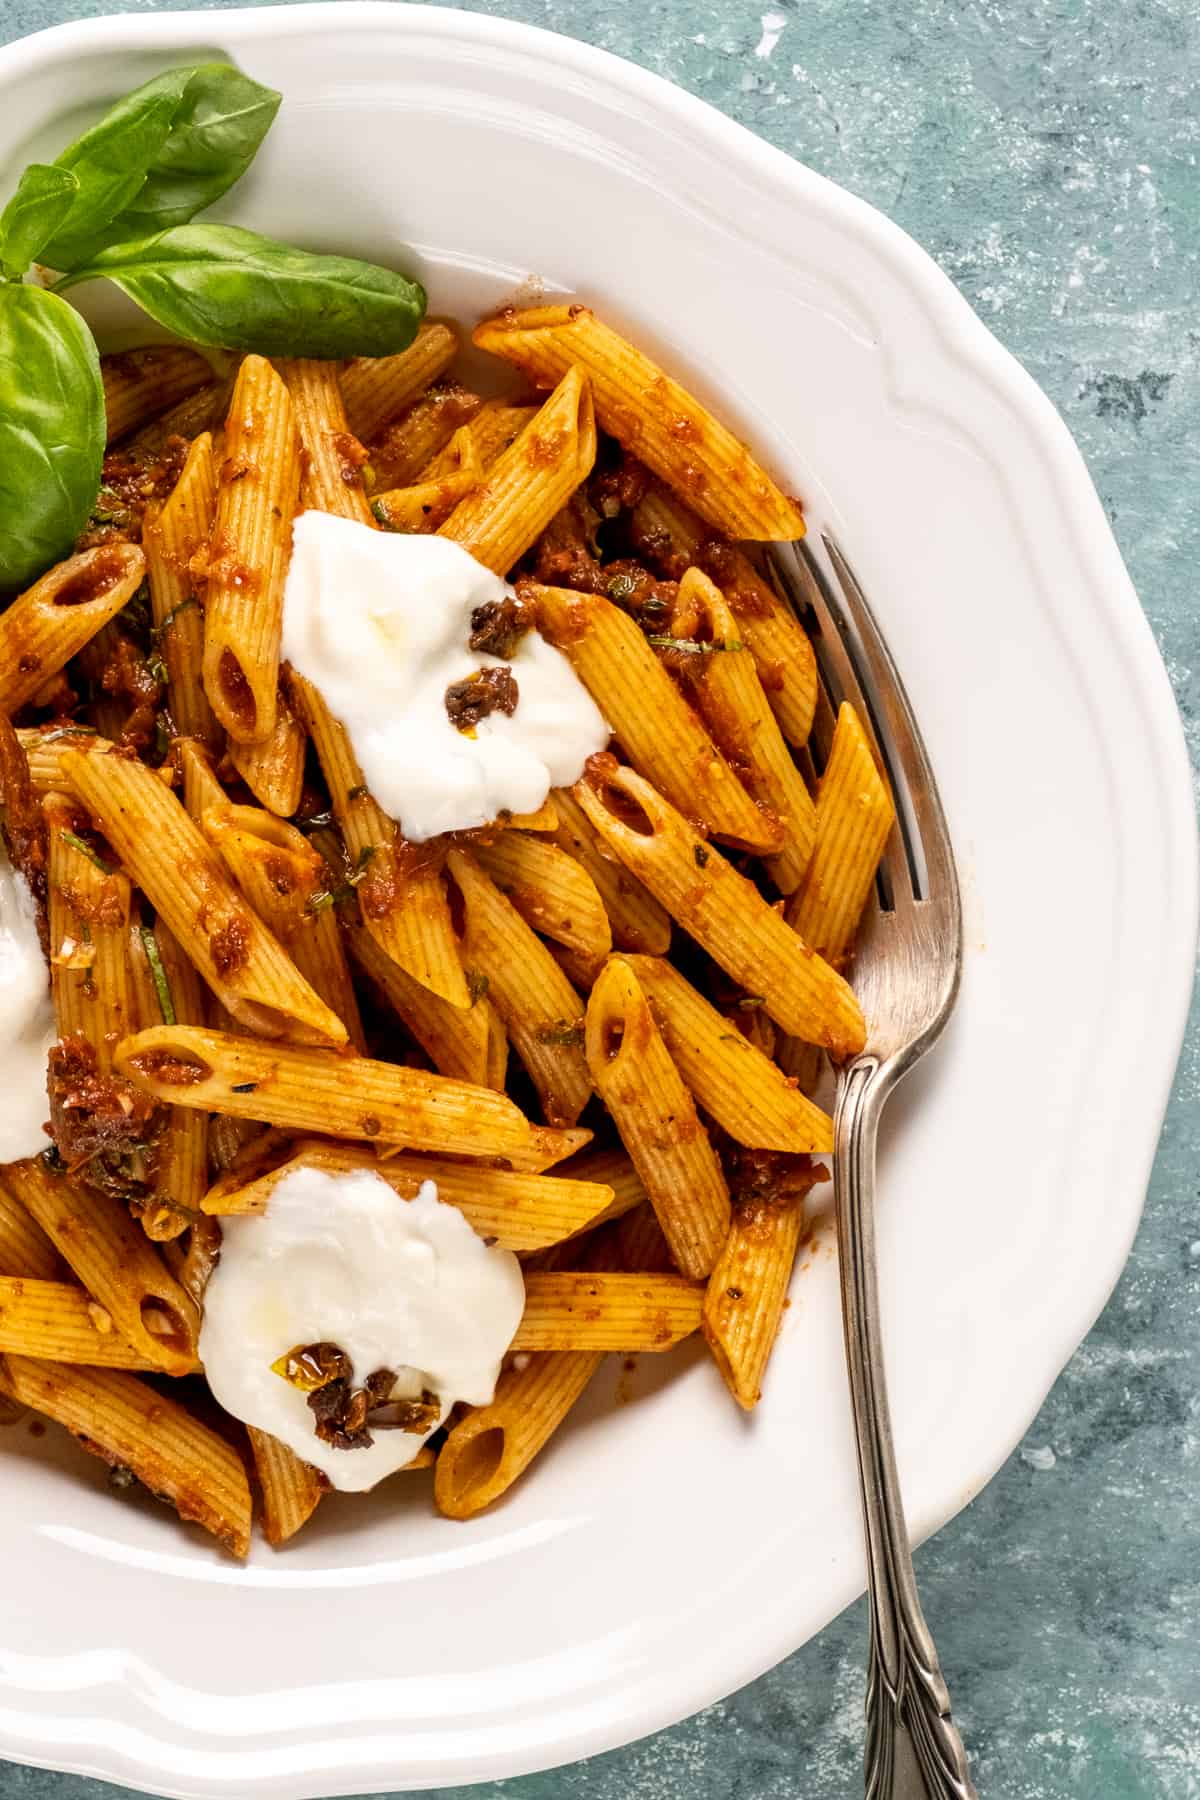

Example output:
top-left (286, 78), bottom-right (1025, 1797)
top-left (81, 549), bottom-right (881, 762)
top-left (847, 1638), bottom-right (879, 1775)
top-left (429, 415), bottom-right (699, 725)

top-left (836, 1055), bottom-right (977, 1800)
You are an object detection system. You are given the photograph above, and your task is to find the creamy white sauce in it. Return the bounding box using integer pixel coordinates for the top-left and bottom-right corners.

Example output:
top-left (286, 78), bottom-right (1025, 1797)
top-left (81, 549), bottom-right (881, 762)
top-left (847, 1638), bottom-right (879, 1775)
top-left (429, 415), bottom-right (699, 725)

top-left (281, 514), bottom-right (609, 841)
top-left (0, 843), bottom-right (54, 1164)
top-left (198, 1165), bottom-right (525, 1492)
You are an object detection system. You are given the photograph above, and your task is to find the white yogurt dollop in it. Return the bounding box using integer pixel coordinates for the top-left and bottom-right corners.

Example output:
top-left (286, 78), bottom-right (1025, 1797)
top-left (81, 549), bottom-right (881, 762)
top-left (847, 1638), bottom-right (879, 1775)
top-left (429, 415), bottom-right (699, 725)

top-left (199, 1164), bottom-right (525, 1492)
top-left (280, 514), bottom-right (609, 841)
top-left (0, 842), bottom-right (54, 1163)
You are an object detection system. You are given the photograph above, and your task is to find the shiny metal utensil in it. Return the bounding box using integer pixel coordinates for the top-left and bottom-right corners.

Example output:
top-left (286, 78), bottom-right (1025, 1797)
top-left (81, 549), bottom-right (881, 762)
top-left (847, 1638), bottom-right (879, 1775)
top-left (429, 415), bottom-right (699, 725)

top-left (769, 535), bottom-right (975, 1800)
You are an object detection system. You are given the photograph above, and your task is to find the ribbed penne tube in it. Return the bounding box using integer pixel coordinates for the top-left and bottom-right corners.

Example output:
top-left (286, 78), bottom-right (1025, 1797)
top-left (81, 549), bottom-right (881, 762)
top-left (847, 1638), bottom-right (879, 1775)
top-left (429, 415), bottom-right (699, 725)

top-left (506, 798), bottom-right (559, 833)
top-left (585, 957), bottom-right (729, 1278)
top-left (176, 736), bottom-right (226, 822)
top-left (368, 381), bottom-right (483, 489)
top-left (142, 432), bottom-right (221, 751)
top-left (202, 804), bottom-right (366, 1052)
top-left (0, 543), bottom-right (145, 713)
top-left (575, 763), bottom-right (866, 1058)
top-left (0, 1277), bottom-right (172, 1369)
top-left (371, 425), bottom-right (483, 532)
top-left (203, 1139), bottom-right (613, 1249)
top-left (138, 922), bottom-right (209, 1241)
top-left (616, 1200), bottom-right (676, 1273)
top-left (512, 1271), bottom-right (703, 1350)
top-left (549, 786), bottom-right (671, 955)
top-left (447, 848), bottom-right (591, 1126)
top-left (632, 483), bottom-right (817, 745)
top-left (127, 379), bottom-right (230, 457)
top-left (1, 1158), bottom-right (198, 1376)
top-left (671, 568), bottom-right (816, 891)
top-left (64, 746), bottom-right (346, 1045)
top-left (204, 354), bottom-right (301, 743)
top-left (287, 670), bottom-right (468, 1008)
top-left (102, 346), bottom-right (211, 443)
top-left (472, 832), bottom-right (612, 976)
top-left (45, 795), bottom-right (134, 1071)
top-left (0, 1180), bottom-right (61, 1281)
top-left (340, 322), bottom-right (460, 443)
top-left (343, 912), bottom-right (489, 1086)
top-left (248, 1425), bottom-right (323, 1546)
top-left (0, 1355), bottom-right (251, 1557)
top-left (554, 1145), bottom-right (647, 1231)
top-left (17, 727), bottom-right (111, 796)
top-left (434, 1348), bottom-right (603, 1519)
top-left (439, 366), bottom-right (597, 576)
top-left (474, 305), bottom-right (805, 541)
top-left (496, 1124), bottom-right (593, 1174)
top-left (704, 1190), bottom-right (811, 1410)
top-left (116, 1025), bottom-right (534, 1158)
top-left (622, 955), bottom-right (833, 1153)
top-left (426, 401), bottom-right (540, 478)
top-left (227, 694), bottom-right (306, 817)
top-left (277, 357), bottom-right (374, 525)
top-left (787, 701), bottom-right (895, 964)
top-left (533, 585), bottom-right (780, 853)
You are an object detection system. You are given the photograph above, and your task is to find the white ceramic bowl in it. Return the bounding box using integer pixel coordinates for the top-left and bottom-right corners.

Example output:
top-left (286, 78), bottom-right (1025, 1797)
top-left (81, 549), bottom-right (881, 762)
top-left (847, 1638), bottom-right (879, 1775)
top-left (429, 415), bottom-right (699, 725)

top-left (0, 8), bottom-right (1195, 1797)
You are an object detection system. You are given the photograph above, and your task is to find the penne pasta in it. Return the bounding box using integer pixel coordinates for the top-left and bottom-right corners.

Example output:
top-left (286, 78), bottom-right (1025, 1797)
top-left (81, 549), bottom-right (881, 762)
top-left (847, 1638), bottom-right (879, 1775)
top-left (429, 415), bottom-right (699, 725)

top-left (574, 762), bottom-right (866, 1058)
top-left (204, 354), bottom-right (301, 743)
top-left (622, 955), bottom-right (834, 1152)
top-left (287, 670), bottom-right (468, 1009)
top-left (671, 567), bottom-right (816, 892)
top-left (176, 735), bottom-right (226, 822)
top-left (512, 1271), bottom-right (703, 1351)
top-left (102, 346), bottom-right (211, 444)
top-left (1, 1158), bottom-right (198, 1376)
top-left (553, 1144), bottom-right (647, 1232)
top-left (45, 794), bottom-right (134, 1072)
top-left (17, 726), bottom-right (111, 797)
top-left (116, 1024), bottom-right (535, 1158)
top-left (63, 745), bottom-right (348, 1046)
top-left (370, 425), bottom-right (483, 532)
top-left (142, 431), bottom-right (222, 752)
top-left (203, 1140), bottom-right (614, 1250)
top-left (202, 804), bottom-right (366, 1052)
top-left (549, 786), bottom-right (671, 956)
top-left (340, 322), bottom-right (460, 443)
top-left (367, 381), bottom-right (483, 490)
top-left (616, 1200), bottom-right (676, 1274)
top-left (227, 694), bottom-right (306, 817)
top-left (703, 1163), bottom-right (826, 1410)
top-left (787, 701), bottom-right (895, 965)
top-left (0, 1180), bottom-right (62, 1282)
top-left (425, 401), bottom-right (540, 478)
top-left (127, 379), bottom-right (231, 457)
top-left (0, 543), bottom-right (145, 713)
top-left (138, 922), bottom-right (210, 1241)
top-left (585, 957), bottom-right (729, 1279)
top-left (277, 356), bottom-right (374, 526)
top-left (248, 1425), bottom-right (323, 1546)
top-left (447, 848), bottom-right (592, 1126)
top-left (343, 910), bottom-right (492, 1086)
top-left (0, 1277), bottom-right (172, 1369)
top-left (473, 305), bottom-right (805, 540)
top-left (532, 584), bottom-right (781, 853)
top-left (632, 482), bottom-right (818, 746)
top-left (439, 366), bottom-right (597, 576)
top-left (472, 831), bottom-right (612, 978)
top-left (0, 1354), bottom-right (251, 1557)
top-left (435, 1348), bottom-right (602, 1520)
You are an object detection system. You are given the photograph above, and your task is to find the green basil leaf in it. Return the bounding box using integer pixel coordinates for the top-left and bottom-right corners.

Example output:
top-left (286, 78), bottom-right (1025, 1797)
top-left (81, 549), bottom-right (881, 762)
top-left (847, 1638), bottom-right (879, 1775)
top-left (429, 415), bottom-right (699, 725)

top-left (60, 222), bottom-right (427, 357)
top-left (0, 165), bottom-right (79, 280)
top-left (39, 65), bottom-right (196, 271)
top-left (75, 64), bottom-right (281, 255)
top-left (0, 285), bottom-right (103, 593)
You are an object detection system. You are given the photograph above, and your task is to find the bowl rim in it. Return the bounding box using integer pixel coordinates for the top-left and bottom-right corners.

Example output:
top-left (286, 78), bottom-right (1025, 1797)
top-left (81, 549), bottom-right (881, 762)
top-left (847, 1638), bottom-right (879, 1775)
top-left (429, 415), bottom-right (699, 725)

top-left (0, 7), bottom-right (1196, 1796)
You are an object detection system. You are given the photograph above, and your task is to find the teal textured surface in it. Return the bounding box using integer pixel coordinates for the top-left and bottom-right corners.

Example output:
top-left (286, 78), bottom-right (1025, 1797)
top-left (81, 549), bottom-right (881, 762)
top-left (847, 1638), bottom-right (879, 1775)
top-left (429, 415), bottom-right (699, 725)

top-left (1, 3), bottom-right (1197, 1797)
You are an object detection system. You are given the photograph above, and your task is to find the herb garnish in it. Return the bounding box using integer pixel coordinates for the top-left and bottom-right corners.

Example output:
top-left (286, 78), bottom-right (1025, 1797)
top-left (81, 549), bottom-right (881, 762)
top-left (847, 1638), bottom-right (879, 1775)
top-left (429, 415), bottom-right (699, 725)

top-left (138, 924), bottom-right (176, 1025)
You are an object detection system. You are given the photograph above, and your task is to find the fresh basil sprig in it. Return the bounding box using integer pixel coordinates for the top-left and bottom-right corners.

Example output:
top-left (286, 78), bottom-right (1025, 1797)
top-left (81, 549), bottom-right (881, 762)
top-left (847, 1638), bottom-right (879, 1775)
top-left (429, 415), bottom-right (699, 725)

top-left (0, 60), bottom-right (427, 594)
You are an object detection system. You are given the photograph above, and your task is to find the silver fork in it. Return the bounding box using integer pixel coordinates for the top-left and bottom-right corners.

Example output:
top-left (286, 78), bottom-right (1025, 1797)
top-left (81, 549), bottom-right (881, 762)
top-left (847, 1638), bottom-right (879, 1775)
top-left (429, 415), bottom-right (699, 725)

top-left (768, 534), bottom-right (976, 1800)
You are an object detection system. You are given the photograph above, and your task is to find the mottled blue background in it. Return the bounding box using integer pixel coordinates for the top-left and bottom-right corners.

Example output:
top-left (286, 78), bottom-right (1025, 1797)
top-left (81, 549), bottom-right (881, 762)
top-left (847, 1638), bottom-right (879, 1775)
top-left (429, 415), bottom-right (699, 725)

top-left (2, 2), bottom-right (1198, 1796)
